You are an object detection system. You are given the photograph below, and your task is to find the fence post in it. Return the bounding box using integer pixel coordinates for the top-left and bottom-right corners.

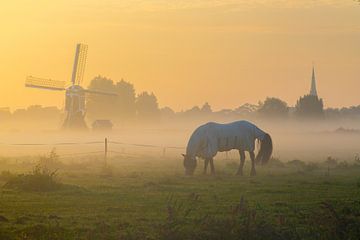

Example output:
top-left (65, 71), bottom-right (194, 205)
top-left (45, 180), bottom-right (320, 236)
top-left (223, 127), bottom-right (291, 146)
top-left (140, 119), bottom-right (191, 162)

top-left (162, 147), bottom-right (166, 157)
top-left (104, 137), bottom-right (108, 166)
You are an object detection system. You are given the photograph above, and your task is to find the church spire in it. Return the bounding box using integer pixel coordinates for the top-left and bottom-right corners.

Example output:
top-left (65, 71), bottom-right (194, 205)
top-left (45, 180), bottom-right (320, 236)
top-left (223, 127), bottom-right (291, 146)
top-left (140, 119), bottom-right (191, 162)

top-left (310, 66), bottom-right (318, 96)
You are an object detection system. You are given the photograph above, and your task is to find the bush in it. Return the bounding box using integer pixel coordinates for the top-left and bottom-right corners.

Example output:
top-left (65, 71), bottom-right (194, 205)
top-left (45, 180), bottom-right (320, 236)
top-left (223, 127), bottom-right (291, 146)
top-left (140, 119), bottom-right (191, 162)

top-left (286, 159), bottom-right (306, 169)
top-left (38, 148), bottom-right (63, 169)
top-left (3, 150), bottom-right (62, 192)
top-left (4, 167), bottom-right (61, 192)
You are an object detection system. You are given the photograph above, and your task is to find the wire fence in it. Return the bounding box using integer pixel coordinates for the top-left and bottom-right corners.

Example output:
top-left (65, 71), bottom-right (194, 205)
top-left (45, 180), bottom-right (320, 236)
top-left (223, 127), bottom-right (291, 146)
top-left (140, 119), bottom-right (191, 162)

top-left (0, 138), bottom-right (244, 163)
top-left (0, 138), bottom-right (187, 160)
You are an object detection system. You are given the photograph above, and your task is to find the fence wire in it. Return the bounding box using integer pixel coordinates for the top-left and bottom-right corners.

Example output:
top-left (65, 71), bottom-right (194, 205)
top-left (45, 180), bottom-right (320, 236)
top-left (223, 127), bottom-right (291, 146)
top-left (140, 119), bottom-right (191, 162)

top-left (0, 138), bottom-right (186, 158)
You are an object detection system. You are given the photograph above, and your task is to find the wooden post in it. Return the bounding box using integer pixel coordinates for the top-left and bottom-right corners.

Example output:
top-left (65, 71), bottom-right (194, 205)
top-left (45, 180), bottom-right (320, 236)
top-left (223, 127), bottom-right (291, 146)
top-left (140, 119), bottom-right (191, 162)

top-left (104, 137), bottom-right (108, 166)
top-left (162, 147), bottom-right (166, 157)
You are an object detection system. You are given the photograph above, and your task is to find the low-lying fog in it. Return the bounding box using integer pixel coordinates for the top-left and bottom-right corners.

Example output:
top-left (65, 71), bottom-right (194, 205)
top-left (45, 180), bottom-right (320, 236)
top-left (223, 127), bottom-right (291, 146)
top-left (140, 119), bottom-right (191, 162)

top-left (0, 118), bottom-right (359, 163)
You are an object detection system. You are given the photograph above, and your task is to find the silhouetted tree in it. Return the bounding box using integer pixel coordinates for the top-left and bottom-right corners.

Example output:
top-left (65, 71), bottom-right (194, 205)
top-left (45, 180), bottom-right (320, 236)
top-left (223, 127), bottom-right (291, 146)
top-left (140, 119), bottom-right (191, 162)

top-left (234, 103), bottom-right (258, 116)
top-left (10, 105), bottom-right (61, 128)
top-left (136, 92), bottom-right (160, 121)
top-left (12, 105), bottom-right (61, 120)
top-left (86, 76), bottom-right (136, 122)
top-left (86, 76), bottom-right (116, 120)
top-left (201, 102), bottom-right (212, 114)
top-left (295, 95), bottom-right (324, 118)
top-left (258, 97), bottom-right (288, 118)
top-left (114, 79), bottom-right (136, 120)
top-left (160, 107), bottom-right (175, 119)
top-left (325, 105), bottom-right (360, 120)
top-left (182, 106), bottom-right (202, 118)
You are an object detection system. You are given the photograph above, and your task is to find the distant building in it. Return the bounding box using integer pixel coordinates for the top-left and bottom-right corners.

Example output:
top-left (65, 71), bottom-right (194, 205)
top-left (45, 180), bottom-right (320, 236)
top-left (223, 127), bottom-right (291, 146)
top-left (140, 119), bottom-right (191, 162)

top-left (92, 120), bottom-right (113, 131)
top-left (294, 66), bottom-right (324, 118)
top-left (309, 66), bottom-right (318, 96)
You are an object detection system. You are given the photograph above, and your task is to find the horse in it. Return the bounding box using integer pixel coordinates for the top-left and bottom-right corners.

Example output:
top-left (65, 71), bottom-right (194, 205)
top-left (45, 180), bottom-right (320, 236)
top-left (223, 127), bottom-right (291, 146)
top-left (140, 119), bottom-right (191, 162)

top-left (182, 120), bottom-right (272, 176)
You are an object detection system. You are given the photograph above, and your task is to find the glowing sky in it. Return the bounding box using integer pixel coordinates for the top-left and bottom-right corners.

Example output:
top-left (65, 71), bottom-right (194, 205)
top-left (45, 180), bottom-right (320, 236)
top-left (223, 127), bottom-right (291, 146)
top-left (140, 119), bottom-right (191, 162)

top-left (0, 0), bottom-right (359, 111)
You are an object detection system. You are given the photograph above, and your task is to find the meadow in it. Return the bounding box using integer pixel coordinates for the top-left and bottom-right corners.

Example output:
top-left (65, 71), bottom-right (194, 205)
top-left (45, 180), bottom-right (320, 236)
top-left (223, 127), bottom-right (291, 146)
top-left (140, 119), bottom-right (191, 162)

top-left (0, 151), bottom-right (359, 240)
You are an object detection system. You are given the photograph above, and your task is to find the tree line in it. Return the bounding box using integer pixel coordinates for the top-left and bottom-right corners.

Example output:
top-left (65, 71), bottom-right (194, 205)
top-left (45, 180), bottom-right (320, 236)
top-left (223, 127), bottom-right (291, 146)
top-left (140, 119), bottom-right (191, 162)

top-left (85, 76), bottom-right (359, 121)
top-left (1, 76), bottom-right (359, 126)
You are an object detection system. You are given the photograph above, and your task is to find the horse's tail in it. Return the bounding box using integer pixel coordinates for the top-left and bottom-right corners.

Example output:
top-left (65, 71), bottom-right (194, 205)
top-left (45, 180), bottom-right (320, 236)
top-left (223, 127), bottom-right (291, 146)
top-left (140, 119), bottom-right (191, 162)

top-left (255, 133), bottom-right (273, 165)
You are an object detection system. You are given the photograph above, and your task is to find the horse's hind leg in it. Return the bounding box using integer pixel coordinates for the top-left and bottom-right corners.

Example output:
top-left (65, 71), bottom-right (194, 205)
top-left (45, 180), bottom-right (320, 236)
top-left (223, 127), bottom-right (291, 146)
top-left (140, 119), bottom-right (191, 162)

top-left (209, 158), bottom-right (215, 175)
top-left (250, 151), bottom-right (256, 176)
top-left (203, 158), bottom-right (209, 174)
top-left (236, 150), bottom-right (245, 176)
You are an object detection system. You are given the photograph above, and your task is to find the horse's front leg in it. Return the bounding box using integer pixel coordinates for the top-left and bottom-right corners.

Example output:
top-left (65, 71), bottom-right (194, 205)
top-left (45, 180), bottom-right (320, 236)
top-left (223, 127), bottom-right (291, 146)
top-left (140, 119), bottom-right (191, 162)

top-left (236, 150), bottom-right (245, 176)
top-left (203, 158), bottom-right (209, 174)
top-left (250, 151), bottom-right (256, 176)
top-left (209, 158), bottom-right (215, 175)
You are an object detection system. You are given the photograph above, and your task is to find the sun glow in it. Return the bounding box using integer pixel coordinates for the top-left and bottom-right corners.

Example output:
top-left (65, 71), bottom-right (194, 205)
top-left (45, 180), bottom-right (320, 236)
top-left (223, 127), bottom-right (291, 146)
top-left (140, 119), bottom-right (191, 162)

top-left (0, 0), bottom-right (359, 111)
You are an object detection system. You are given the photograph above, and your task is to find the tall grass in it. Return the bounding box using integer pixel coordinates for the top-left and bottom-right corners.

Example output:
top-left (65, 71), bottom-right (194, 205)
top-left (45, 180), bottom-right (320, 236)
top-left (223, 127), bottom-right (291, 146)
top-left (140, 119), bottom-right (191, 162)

top-left (3, 149), bottom-right (62, 192)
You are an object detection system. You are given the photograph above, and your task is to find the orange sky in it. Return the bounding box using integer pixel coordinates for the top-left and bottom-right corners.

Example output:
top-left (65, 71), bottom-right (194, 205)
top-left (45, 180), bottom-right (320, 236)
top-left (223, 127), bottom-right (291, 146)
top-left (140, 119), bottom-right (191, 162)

top-left (0, 0), bottom-right (359, 111)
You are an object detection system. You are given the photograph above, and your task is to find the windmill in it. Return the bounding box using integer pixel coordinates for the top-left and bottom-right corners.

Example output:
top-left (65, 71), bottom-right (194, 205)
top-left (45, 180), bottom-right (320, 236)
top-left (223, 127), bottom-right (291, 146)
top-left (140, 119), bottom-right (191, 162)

top-left (25, 43), bottom-right (116, 130)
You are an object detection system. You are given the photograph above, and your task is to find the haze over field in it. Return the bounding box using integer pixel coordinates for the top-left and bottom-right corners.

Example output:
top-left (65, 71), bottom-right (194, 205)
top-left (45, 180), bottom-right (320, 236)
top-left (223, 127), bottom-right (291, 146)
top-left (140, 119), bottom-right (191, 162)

top-left (0, 1), bottom-right (359, 162)
top-left (1, 0), bottom-right (360, 111)
top-left (1, 3), bottom-right (360, 239)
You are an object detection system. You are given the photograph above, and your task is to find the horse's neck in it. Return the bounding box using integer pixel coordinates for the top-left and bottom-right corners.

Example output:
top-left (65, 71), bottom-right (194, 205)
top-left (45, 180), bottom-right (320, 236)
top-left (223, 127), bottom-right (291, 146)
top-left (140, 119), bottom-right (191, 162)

top-left (254, 126), bottom-right (266, 140)
top-left (186, 130), bottom-right (204, 158)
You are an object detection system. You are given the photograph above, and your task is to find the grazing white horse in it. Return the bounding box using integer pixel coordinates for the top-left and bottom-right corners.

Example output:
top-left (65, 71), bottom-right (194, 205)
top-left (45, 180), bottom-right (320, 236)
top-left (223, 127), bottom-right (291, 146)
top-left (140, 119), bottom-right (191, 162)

top-left (182, 121), bottom-right (272, 176)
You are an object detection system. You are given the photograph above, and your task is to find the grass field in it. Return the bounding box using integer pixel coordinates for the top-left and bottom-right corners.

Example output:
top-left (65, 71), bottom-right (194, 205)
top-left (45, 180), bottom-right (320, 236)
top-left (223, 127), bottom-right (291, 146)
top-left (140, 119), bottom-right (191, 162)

top-left (0, 153), bottom-right (360, 240)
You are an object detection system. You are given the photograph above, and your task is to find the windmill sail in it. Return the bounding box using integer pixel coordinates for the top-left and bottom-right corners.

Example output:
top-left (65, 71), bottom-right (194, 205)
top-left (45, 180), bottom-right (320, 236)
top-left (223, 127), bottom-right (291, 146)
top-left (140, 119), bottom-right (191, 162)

top-left (25, 76), bottom-right (66, 91)
top-left (84, 89), bottom-right (117, 96)
top-left (25, 43), bottom-right (117, 130)
top-left (71, 43), bottom-right (88, 85)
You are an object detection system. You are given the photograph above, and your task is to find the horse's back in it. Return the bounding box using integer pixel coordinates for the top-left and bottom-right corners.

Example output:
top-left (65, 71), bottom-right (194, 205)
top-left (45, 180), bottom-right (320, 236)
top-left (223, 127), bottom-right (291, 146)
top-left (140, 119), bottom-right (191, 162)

top-left (188, 120), bottom-right (264, 158)
top-left (205, 121), bottom-right (261, 152)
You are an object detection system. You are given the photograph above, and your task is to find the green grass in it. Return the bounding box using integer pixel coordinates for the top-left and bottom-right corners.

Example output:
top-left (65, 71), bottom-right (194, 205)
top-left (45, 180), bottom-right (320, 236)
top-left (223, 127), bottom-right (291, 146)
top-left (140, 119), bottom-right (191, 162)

top-left (0, 155), bottom-right (360, 239)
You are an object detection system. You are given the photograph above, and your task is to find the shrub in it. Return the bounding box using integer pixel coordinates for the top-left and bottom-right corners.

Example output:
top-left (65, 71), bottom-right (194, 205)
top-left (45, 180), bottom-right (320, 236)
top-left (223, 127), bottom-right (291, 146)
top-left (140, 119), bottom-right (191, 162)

top-left (3, 150), bottom-right (62, 192)
top-left (38, 148), bottom-right (63, 169)
top-left (286, 159), bottom-right (306, 169)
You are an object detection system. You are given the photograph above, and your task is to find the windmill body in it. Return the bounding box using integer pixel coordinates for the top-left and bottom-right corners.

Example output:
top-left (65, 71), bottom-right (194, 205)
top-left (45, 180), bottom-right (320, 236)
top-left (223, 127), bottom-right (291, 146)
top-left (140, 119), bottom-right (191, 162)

top-left (25, 44), bottom-right (116, 130)
top-left (63, 85), bottom-right (87, 129)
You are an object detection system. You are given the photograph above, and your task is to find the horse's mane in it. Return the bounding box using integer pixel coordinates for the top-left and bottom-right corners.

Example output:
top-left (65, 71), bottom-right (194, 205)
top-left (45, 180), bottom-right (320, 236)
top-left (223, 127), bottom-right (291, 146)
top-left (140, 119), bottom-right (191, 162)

top-left (255, 133), bottom-right (273, 165)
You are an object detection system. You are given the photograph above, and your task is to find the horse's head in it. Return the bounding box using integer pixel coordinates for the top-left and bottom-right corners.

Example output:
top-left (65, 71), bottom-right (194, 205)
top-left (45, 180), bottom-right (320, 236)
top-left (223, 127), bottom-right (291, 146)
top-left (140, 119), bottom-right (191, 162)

top-left (182, 154), bottom-right (197, 175)
top-left (255, 133), bottom-right (273, 165)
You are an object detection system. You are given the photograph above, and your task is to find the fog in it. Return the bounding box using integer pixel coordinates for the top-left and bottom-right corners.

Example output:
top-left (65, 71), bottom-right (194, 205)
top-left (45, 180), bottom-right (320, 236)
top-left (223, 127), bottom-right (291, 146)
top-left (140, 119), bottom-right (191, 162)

top-left (0, 117), bottom-right (359, 164)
